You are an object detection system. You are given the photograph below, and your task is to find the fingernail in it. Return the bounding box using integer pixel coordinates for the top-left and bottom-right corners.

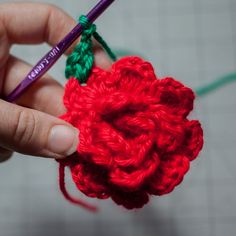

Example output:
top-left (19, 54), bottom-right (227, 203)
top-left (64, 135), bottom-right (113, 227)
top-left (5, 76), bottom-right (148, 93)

top-left (47, 125), bottom-right (79, 157)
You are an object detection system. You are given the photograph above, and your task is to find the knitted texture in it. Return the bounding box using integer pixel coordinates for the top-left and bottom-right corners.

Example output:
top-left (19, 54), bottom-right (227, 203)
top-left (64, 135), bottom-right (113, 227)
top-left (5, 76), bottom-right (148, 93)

top-left (65, 15), bottom-right (116, 83)
top-left (59, 56), bottom-right (204, 209)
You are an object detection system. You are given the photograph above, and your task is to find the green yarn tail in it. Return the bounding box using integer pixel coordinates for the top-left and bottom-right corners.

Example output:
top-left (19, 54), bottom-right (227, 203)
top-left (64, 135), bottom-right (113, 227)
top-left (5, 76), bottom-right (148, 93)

top-left (65, 15), bottom-right (117, 83)
top-left (195, 72), bottom-right (236, 97)
top-left (93, 32), bottom-right (117, 62)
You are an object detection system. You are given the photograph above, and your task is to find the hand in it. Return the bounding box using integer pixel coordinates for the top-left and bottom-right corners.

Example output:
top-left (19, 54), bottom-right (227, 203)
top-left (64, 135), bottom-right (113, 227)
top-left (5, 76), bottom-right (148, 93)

top-left (0, 2), bottom-right (111, 162)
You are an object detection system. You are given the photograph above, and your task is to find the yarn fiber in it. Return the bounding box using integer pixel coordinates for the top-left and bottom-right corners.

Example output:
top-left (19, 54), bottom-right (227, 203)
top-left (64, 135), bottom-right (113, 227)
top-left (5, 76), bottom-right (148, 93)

top-left (59, 56), bottom-right (203, 209)
top-left (65, 15), bottom-right (116, 83)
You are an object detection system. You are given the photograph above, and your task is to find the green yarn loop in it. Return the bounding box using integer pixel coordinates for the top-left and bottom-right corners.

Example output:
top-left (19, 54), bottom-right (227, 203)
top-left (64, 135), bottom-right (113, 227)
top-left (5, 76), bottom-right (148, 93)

top-left (65, 15), bottom-right (117, 83)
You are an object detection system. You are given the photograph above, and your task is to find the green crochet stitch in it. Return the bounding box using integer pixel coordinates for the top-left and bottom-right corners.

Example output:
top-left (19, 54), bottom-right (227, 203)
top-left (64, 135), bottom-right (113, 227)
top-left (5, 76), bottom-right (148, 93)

top-left (65, 15), bottom-right (116, 83)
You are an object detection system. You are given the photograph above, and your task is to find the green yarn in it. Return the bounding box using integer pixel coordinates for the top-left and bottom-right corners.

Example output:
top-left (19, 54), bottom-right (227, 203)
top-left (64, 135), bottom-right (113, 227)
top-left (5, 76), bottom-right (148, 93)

top-left (195, 72), bottom-right (236, 97)
top-left (93, 32), bottom-right (117, 62)
top-left (65, 15), bottom-right (117, 83)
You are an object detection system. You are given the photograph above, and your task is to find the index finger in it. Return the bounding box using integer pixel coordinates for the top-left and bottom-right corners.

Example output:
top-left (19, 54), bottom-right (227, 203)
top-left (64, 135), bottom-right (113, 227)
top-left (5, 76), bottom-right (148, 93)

top-left (0, 2), bottom-right (76, 50)
top-left (0, 2), bottom-right (112, 69)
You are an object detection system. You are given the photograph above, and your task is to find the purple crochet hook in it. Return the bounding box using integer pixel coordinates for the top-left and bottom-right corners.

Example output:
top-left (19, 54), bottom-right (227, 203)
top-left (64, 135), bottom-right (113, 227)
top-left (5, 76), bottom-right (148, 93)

top-left (5, 0), bottom-right (115, 103)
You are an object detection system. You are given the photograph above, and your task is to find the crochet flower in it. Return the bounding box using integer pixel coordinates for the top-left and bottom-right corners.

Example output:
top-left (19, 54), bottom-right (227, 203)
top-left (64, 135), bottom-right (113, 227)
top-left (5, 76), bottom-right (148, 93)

top-left (60, 56), bottom-right (203, 209)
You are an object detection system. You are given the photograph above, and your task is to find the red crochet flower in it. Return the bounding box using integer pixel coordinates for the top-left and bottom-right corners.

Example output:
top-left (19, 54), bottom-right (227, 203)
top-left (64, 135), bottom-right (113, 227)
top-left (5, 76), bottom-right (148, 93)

top-left (60, 56), bottom-right (203, 209)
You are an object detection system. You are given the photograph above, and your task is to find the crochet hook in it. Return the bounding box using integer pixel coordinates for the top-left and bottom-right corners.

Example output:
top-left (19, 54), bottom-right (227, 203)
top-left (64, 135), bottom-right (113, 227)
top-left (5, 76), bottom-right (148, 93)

top-left (5, 0), bottom-right (115, 103)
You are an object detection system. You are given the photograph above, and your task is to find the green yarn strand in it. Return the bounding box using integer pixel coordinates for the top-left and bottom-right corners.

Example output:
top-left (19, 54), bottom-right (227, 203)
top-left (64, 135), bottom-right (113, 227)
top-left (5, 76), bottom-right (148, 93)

top-left (65, 15), bottom-right (116, 83)
top-left (195, 72), bottom-right (236, 97)
top-left (93, 32), bottom-right (117, 62)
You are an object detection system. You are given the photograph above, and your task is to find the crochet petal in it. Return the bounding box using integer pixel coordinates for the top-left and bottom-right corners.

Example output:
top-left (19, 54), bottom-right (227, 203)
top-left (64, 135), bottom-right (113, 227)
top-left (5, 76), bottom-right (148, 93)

top-left (148, 154), bottom-right (190, 195)
top-left (180, 120), bottom-right (204, 161)
top-left (63, 78), bottom-right (81, 110)
top-left (157, 77), bottom-right (195, 117)
top-left (111, 190), bottom-right (149, 209)
top-left (111, 56), bottom-right (157, 86)
top-left (70, 159), bottom-right (110, 199)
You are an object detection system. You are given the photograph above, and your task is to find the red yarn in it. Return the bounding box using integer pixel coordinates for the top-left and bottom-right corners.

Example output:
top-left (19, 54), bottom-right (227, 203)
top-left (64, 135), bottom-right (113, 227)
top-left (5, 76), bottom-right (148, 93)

top-left (59, 56), bottom-right (203, 210)
top-left (59, 162), bottom-right (97, 212)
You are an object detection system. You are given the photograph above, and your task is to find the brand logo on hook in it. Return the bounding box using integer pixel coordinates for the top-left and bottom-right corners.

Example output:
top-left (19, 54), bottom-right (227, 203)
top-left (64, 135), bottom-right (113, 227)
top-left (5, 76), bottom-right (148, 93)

top-left (28, 46), bottom-right (60, 80)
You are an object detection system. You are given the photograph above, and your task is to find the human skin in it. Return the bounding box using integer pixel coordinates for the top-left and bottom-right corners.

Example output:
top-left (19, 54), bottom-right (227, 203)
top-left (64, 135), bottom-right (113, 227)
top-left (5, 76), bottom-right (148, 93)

top-left (0, 2), bottom-right (111, 162)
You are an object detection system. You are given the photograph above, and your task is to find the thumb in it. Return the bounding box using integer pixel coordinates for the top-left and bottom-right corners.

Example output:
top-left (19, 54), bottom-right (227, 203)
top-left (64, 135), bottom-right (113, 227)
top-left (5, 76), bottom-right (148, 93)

top-left (0, 99), bottom-right (78, 159)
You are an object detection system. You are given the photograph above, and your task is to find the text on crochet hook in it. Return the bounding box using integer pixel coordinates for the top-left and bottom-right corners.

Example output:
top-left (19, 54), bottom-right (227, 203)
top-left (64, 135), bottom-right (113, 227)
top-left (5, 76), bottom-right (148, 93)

top-left (28, 46), bottom-right (60, 80)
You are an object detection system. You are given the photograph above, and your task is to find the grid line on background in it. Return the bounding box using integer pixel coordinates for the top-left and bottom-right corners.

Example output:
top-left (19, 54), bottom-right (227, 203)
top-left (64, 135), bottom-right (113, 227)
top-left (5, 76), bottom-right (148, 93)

top-left (0, 0), bottom-right (235, 235)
